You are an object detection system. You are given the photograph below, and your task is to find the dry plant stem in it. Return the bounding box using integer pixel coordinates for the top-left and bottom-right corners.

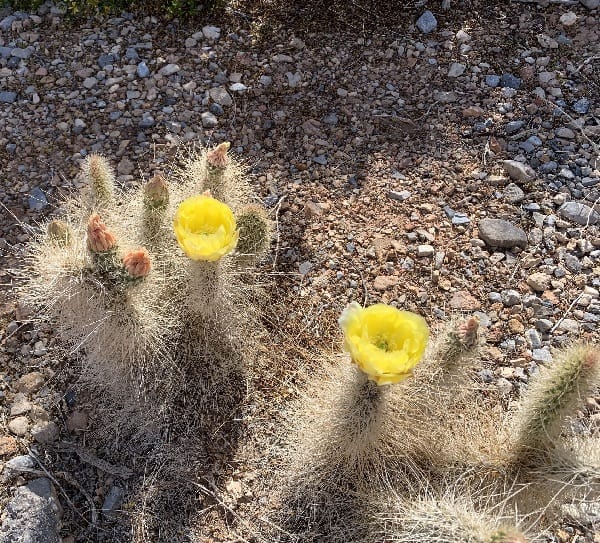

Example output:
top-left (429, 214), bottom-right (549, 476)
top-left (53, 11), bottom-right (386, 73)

top-left (510, 344), bottom-right (600, 464)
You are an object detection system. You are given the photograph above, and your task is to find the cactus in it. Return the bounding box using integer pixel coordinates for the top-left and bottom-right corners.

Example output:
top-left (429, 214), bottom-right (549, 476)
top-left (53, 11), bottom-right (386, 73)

top-left (82, 153), bottom-right (115, 206)
top-left (235, 204), bottom-right (272, 257)
top-left (510, 344), bottom-right (600, 461)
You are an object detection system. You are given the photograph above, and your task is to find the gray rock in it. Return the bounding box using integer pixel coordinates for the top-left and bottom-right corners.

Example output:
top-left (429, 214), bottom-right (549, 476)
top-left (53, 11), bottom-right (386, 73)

top-left (299, 261), bottom-right (313, 275)
top-left (102, 486), bottom-right (124, 519)
top-left (535, 319), bottom-right (553, 333)
top-left (417, 244), bottom-right (435, 257)
top-left (0, 91), bottom-right (17, 103)
top-left (138, 115), bottom-right (155, 128)
top-left (503, 159), bottom-right (535, 182)
top-left (0, 15), bottom-right (16, 31)
top-left (452, 213), bottom-right (470, 225)
top-left (202, 25), bottom-right (221, 40)
top-left (580, 0), bottom-right (599, 8)
top-left (28, 187), bottom-right (48, 211)
top-left (312, 155), bottom-right (328, 165)
top-left (572, 98), bottom-right (590, 114)
top-left (478, 219), bottom-right (528, 249)
top-left (388, 190), bottom-right (411, 201)
top-left (98, 53), bottom-right (116, 68)
top-left (485, 74), bottom-right (500, 87)
top-left (532, 348), bottom-right (553, 363)
top-left (0, 46), bottom-right (12, 58)
top-left (158, 63), bottom-right (180, 76)
top-left (503, 183), bottom-right (525, 204)
top-left (73, 118), bottom-right (86, 135)
top-left (82, 76), bottom-right (97, 89)
top-left (136, 61), bottom-right (150, 78)
top-left (201, 111), bottom-right (218, 128)
top-left (526, 329), bottom-right (542, 349)
top-left (4, 455), bottom-right (35, 478)
top-left (209, 86), bottom-right (232, 107)
top-left (448, 62), bottom-right (466, 77)
top-left (125, 47), bottom-right (139, 61)
top-left (500, 73), bottom-right (522, 89)
top-left (558, 201), bottom-right (599, 225)
top-left (416, 10), bottom-right (437, 34)
top-left (0, 478), bottom-right (61, 543)
top-left (505, 120), bottom-right (524, 134)
top-left (502, 289), bottom-right (522, 307)
top-left (259, 75), bottom-right (273, 86)
top-left (286, 71), bottom-right (301, 87)
top-left (11, 47), bottom-right (32, 59)
top-left (31, 421), bottom-right (59, 443)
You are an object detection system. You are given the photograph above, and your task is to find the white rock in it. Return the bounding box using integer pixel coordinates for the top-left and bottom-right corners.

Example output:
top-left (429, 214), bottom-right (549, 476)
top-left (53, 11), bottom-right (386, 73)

top-left (158, 64), bottom-right (180, 77)
top-left (229, 82), bottom-right (248, 92)
top-left (559, 11), bottom-right (577, 26)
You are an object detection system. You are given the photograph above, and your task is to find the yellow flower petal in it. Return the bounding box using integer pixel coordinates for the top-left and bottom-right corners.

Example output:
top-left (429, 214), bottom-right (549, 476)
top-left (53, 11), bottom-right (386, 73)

top-left (174, 195), bottom-right (238, 261)
top-left (338, 303), bottom-right (429, 385)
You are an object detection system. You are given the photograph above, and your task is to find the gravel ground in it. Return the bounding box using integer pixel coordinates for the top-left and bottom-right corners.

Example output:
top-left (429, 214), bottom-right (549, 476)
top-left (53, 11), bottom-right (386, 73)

top-left (0, 0), bottom-right (599, 541)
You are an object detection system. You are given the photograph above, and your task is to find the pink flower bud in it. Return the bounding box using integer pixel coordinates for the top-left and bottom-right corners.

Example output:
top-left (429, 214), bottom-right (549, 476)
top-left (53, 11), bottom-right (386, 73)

top-left (206, 142), bottom-right (230, 169)
top-left (122, 248), bottom-right (151, 278)
top-left (86, 213), bottom-right (116, 253)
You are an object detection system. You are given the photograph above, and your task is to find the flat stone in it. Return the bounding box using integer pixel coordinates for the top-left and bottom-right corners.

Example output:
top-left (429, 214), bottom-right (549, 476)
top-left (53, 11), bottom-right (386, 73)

top-left (82, 76), bottom-right (97, 89)
top-left (0, 91), bottom-right (17, 103)
top-left (532, 348), bottom-right (553, 363)
top-left (286, 71), bottom-right (301, 87)
top-left (503, 160), bottom-right (535, 183)
top-left (209, 86), bottom-right (232, 107)
top-left (31, 421), bottom-right (59, 443)
top-left (527, 272), bottom-right (552, 292)
top-left (449, 291), bottom-right (481, 310)
top-left (555, 127), bottom-right (575, 139)
top-left (478, 219), bottom-right (528, 249)
top-left (11, 47), bottom-right (32, 59)
top-left (312, 155), bottom-right (328, 165)
top-left (505, 120), bottom-right (524, 134)
top-left (28, 187), bottom-right (48, 211)
top-left (5, 455), bottom-right (35, 476)
top-left (373, 276), bottom-right (397, 291)
top-left (8, 416), bottom-right (29, 437)
top-left (416, 10), bottom-right (437, 34)
top-left (580, 0), bottom-right (599, 8)
top-left (388, 190), bottom-right (411, 201)
top-left (448, 62), bottom-right (466, 77)
top-left (500, 73), bottom-right (522, 89)
top-left (0, 15), bottom-right (16, 31)
top-left (299, 261), bottom-right (313, 275)
top-left (229, 82), bottom-right (248, 92)
top-left (10, 393), bottom-right (32, 416)
top-left (98, 53), bottom-right (116, 68)
top-left (572, 98), bottom-right (590, 114)
top-left (16, 372), bottom-right (45, 394)
top-left (558, 201), bottom-right (599, 226)
top-left (158, 63), bottom-right (180, 76)
top-left (259, 75), bottom-right (273, 86)
top-left (202, 25), bottom-right (221, 40)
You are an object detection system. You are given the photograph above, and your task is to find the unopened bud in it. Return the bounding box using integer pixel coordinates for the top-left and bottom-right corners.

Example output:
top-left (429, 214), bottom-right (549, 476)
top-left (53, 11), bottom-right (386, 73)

top-left (87, 213), bottom-right (116, 253)
top-left (456, 316), bottom-right (480, 348)
top-left (122, 248), bottom-right (151, 278)
top-left (47, 220), bottom-right (71, 246)
top-left (206, 142), bottom-right (230, 170)
top-left (143, 174), bottom-right (169, 208)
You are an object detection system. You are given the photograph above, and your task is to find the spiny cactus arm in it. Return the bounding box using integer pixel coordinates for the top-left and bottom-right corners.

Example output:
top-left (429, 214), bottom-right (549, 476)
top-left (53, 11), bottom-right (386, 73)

top-left (437, 315), bottom-right (481, 372)
top-left (511, 343), bottom-right (600, 459)
top-left (82, 154), bottom-right (115, 205)
top-left (235, 204), bottom-right (271, 257)
top-left (142, 174), bottom-right (170, 248)
top-left (204, 141), bottom-right (231, 200)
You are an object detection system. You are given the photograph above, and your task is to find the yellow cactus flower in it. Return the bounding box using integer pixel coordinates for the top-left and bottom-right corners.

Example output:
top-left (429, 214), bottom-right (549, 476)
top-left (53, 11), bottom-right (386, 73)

top-left (174, 194), bottom-right (239, 261)
top-left (339, 302), bottom-right (429, 385)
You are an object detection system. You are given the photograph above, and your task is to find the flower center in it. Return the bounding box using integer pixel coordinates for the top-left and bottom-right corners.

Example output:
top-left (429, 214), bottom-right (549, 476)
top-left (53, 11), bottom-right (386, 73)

top-left (374, 337), bottom-right (390, 352)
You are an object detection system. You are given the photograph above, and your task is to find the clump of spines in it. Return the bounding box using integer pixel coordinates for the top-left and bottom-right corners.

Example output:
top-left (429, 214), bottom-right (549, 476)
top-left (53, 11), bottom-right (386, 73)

top-left (510, 344), bottom-right (600, 461)
top-left (378, 493), bottom-right (528, 543)
top-left (82, 153), bottom-right (115, 205)
top-left (235, 204), bottom-right (271, 257)
top-left (47, 219), bottom-right (72, 246)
